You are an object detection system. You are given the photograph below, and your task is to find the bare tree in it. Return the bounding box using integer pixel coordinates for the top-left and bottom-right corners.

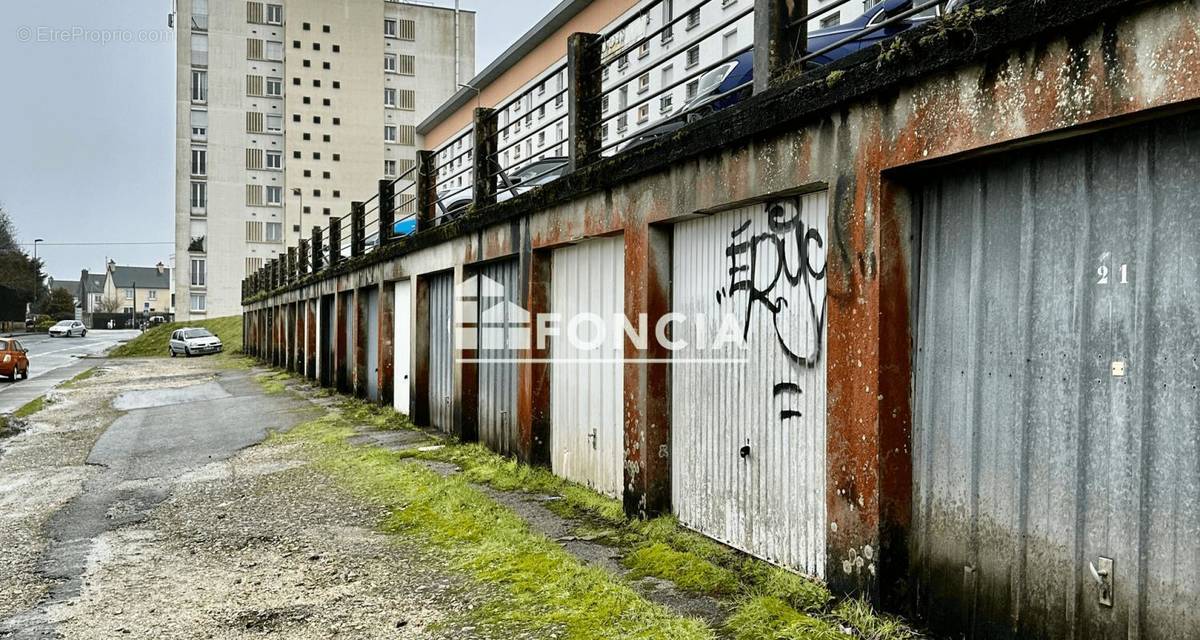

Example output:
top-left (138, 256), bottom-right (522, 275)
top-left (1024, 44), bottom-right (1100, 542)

top-left (97, 292), bottom-right (124, 314)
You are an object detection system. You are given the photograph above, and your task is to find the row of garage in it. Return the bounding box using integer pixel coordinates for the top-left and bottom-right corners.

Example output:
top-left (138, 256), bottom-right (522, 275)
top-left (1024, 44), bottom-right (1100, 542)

top-left (245, 105), bottom-right (1200, 639)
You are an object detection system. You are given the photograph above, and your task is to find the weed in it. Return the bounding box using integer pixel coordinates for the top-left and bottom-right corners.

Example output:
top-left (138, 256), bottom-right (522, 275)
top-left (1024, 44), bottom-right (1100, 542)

top-left (625, 542), bottom-right (740, 596)
top-left (726, 595), bottom-right (851, 640)
top-left (60, 367), bottom-right (97, 388)
top-left (833, 599), bottom-right (922, 640)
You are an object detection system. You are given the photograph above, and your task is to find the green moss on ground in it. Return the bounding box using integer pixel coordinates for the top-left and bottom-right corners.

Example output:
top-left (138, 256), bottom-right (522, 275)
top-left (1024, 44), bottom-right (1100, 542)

top-left (276, 410), bottom-right (714, 640)
top-left (624, 542), bottom-right (740, 596)
top-left (726, 595), bottom-right (850, 640)
top-left (12, 395), bottom-right (44, 418)
top-left (109, 316), bottom-right (243, 358)
top-left (60, 367), bottom-right (97, 388)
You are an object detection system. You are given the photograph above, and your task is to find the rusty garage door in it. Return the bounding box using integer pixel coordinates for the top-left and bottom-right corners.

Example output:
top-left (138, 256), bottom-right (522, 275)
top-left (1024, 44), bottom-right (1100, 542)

top-left (427, 272), bottom-right (455, 434)
top-left (912, 113), bottom-right (1200, 640)
top-left (671, 193), bottom-right (828, 577)
top-left (476, 259), bottom-right (522, 457)
top-left (550, 237), bottom-right (625, 498)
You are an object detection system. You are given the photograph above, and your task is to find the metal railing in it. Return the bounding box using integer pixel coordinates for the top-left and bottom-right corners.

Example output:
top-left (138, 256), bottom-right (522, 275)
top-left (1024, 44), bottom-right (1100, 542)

top-left (245, 0), bottom-right (969, 299)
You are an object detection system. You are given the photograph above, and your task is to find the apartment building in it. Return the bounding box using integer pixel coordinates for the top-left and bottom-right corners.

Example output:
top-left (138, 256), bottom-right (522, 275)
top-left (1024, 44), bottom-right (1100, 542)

top-left (176, 0), bottom-right (474, 319)
top-left (417, 0), bottom-right (872, 192)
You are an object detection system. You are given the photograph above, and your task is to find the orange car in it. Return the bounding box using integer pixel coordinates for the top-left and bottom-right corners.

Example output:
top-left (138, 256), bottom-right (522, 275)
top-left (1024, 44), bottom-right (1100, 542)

top-left (0, 338), bottom-right (30, 381)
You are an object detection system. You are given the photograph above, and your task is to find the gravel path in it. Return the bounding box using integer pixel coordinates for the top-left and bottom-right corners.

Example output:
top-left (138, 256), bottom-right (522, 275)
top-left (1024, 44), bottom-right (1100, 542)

top-left (0, 358), bottom-right (490, 639)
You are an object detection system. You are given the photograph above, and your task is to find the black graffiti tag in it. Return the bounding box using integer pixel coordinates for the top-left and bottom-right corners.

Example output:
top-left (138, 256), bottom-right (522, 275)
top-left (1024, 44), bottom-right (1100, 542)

top-left (716, 202), bottom-right (827, 369)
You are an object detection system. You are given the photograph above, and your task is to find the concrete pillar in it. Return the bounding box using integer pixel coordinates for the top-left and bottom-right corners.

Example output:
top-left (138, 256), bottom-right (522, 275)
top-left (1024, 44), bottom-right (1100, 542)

top-left (753, 0), bottom-right (806, 94)
top-left (567, 33), bottom-right (603, 172)
top-left (453, 264), bottom-right (477, 442)
top-left (306, 298), bottom-right (318, 380)
top-left (378, 179), bottom-right (396, 246)
top-left (472, 108), bottom-right (498, 209)
top-left (354, 287), bottom-right (369, 399)
top-left (335, 291), bottom-right (351, 393)
top-left (412, 276), bottom-right (431, 426)
top-left (416, 150), bottom-right (437, 232)
top-left (350, 202), bottom-right (366, 258)
top-left (379, 283), bottom-right (395, 406)
top-left (311, 226), bottom-right (324, 273)
top-left (516, 247), bottom-right (552, 467)
top-left (622, 224), bottom-right (673, 518)
top-left (328, 217), bottom-right (342, 268)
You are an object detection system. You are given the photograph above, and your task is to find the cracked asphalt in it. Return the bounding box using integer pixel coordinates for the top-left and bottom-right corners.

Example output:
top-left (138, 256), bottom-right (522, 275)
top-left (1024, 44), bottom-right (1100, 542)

top-left (0, 357), bottom-right (485, 639)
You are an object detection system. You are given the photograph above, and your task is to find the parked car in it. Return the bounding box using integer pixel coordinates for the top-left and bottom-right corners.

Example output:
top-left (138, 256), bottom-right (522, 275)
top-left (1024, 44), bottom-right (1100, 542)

top-left (427, 156), bottom-right (572, 221)
top-left (805, 0), bottom-right (958, 64)
top-left (168, 328), bottom-right (223, 357)
top-left (48, 320), bottom-right (87, 338)
top-left (0, 338), bottom-right (29, 381)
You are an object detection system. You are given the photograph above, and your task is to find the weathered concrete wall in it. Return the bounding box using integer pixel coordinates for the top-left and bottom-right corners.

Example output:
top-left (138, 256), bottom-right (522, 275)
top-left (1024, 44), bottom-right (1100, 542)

top-left (245, 0), bottom-right (1200, 626)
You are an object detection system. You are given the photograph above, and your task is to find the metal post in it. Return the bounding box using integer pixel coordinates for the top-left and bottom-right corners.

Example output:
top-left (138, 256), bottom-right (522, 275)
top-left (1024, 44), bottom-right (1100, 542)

top-left (378, 179), bottom-right (396, 245)
top-left (311, 226), bottom-right (324, 272)
top-left (287, 246), bottom-right (297, 284)
top-left (350, 201), bottom-right (365, 257)
top-left (328, 217), bottom-right (342, 267)
top-left (472, 107), bottom-right (498, 208)
top-left (567, 33), bottom-right (603, 172)
top-left (754, 0), bottom-right (806, 93)
top-left (298, 239), bottom-right (310, 277)
top-left (416, 150), bottom-right (437, 231)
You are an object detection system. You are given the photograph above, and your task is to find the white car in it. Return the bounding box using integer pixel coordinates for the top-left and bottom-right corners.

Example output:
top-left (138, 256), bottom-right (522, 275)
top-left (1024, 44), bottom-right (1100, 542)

top-left (168, 328), bottom-right (223, 357)
top-left (48, 320), bottom-right (87, 338)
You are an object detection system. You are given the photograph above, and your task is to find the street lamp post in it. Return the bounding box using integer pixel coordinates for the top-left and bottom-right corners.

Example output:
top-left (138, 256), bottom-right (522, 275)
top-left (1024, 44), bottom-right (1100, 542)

top-left (32, 238), bottom-right (44, 308)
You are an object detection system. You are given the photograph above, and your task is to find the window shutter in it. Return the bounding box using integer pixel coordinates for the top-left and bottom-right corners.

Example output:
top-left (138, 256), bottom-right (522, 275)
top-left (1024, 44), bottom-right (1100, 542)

top-left (398, 54), bottom-right (415, 75)
top-left (247, 38), bottom-right (264, 60)
top-left (246, 221), bottom-right (264, 242)
top-left (398, 89), bottom-right (415, 111)
top-left (246, 75), bottom-right (264, 96)
top-left (246, 2), bottom-right (264, 24)
top-left (246, 148), bottom-right (264, 169)
top-left (246, 184), bottom-right (264, 206)
top-left (397, 125), bottom-right (416, 145)
top-left (398, 19), bottom-right (416, 41)
top-left (246, 111), bottom-right (264, 133)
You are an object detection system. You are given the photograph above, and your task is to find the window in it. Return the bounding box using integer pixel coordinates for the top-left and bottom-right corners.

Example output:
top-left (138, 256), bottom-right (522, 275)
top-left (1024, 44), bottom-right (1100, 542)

top-left (147, 289), bottom-right (157, 300)
top-left (323, 25), bottom-right (331, 33)
top-left (313, 43), bottom-right (321, 51)
top-left (190, 181), bottom-right (207, 211)
top-left (384, 18), bottom-right (397, 37)
top-left (660, 95), bottom-right (674, 113)
top-left (332, 117), bottom-right (340, 125)
top-left (384, 125), bottom-right (397, 142)
top-left (384, 160), bottom-right (396, 176)
top-left (820, 12), bottom-right (840, 28)
top-left (537, 131), bottom-right (546, 146)
top-left (265, 3), bottom-right (282, 24)
top-left (265, 40), bottom-right (284, 61)
top-left (384, 88), bottom-right (396, 107)
top-left (686, 8), bottom-right (701, 29)
top-left (191, 69), bottom-right (207, 102)
top-left (266, 114), bottom-right (283, 132)
top-left (686, 45), bottom-right (700, 68)
top-left (333, 45), bottom-right (340, 53)
top-left (556, 121), bottom-right (564, 141)
top-left (617, 114), bottom-right (628, 133)
top-left (384, 53), bottom-right (397, 73)
top-left (190, 294), bottom-right (206, 312)
top-left (322, 134), bottom-right (331, 142)
top-left (637, 73), bottom-right (650, 94)
top-left (661, 0), bottom-right (674, 43)
top-left (265, 222), bottom-right (283, 242)
top-left (293, 40), bottom-right (301, 48)
top-left (266, 77), bottom-right (282, 96)
top-left (190, 258), bottom-right (206, 286)
top-left (266, 185), bottom-right (282, 205)
top-left (602, 95), bottom-right (610, 113)
top-left (266, 150), bottom-right (282, 169)
top-left (191, 148), bottom-right (207, 176)
top-left (190, 109), bottom-right (208, 140)
top-left (191, 33), bottom-right (208, 66)
top-left (124, 289), bottom-right (134, 300)
top-left (686, 79), bottom-right (699, 100)
top-left (637, 104), bottom-right (650, 124)
top-left (617, 53), bottom-right (629, 72)
top-left (638, 41), bottom-right (650, 59)
top-left (722, 29), bottom-right (738, 57)
top-left (332, 81), bottom-right (341, 89)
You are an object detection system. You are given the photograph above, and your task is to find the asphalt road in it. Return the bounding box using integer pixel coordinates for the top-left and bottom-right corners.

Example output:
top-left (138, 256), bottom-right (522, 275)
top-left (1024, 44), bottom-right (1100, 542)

top-left (0, 330), bottom-right (141, 414)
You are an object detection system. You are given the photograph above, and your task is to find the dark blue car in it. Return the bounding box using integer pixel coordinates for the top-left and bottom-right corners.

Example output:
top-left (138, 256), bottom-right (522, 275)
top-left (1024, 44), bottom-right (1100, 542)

top-left (805, 0), bottom-right (949, 65)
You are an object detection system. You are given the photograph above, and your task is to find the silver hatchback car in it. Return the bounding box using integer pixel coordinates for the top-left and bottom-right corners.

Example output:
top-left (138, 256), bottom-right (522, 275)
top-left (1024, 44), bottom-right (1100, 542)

top-left (168, 328), bottom-right (223, 357)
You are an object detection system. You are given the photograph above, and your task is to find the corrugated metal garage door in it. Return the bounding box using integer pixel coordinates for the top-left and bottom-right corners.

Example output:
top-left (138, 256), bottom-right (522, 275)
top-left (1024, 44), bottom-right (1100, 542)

top-left (551, 237), bottom-right (625, 498)
top-left (671, 192), bottom-right (828, 577)
top-left (912, 114), bottom-right (1200, 640)
top-left (477, 259), bottom-right (522, 457)
top-left (364, 287), bottom-right (380, 401)
top-left (428, 272), bottom-right (455, 434)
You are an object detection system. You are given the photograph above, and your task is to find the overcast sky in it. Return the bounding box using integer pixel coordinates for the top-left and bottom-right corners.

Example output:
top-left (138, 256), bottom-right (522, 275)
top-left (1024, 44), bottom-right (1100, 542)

top-left (0, 0), bottom-right (557, 282)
